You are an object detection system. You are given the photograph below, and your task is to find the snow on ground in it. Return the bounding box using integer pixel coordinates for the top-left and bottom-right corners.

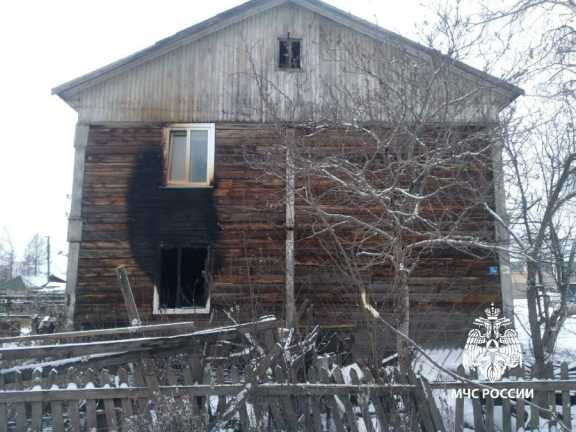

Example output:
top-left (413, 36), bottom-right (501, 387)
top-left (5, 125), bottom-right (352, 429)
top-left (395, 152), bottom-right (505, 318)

top-left (413, 298), bottom-right (576, 381)
top-left (411, 299), bottom-right (576, 430)
top-left (514, 298), bottom-right (576, 368)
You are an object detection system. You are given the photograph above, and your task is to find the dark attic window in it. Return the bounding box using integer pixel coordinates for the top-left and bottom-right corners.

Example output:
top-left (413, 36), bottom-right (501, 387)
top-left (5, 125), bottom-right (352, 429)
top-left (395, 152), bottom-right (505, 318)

top-left (159, 246), bottom-right (211, 312)
top-left (278, 37), bottom-right (301, 69)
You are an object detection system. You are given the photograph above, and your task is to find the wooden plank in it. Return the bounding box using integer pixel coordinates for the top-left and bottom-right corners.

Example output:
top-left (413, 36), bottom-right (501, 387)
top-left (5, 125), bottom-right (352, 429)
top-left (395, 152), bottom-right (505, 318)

top-left (332, 366), bottom-right (359, 432)
top-left (502, 398), bottom-right (511, 432)
top-left (0, 320), bottom-right (197, 344)
top-left (100, 370), bottom-right (119, 431)
top-left (472, 397), bottom-right (485, 432)
top-left (308, 366), bottom-right (323, 432)
top-left (263, 364), bottom-right (287, 431)
top-left (0, 318), bottom-right (278, 361)
top-left (132, 363), bottom-right (150, 414)
top-left (274, 365), bottom-right (299, 428)
top-left (485, 395), bottom-right (494, 431)
top-left (115, 265), bottom-right (142, 326)
top-left (546, 362), bottom-right (557, 429)
top-left (562, 362), bottom-right (572, 431)
top-left (319, 365), bottom-right (346, 432)
top-left (215, 363), bottom-right (226, 416)
top-left (231, 365), bottom-right (251, 431)
top-left (14, 372), bottom-right (26, 432)
top-left (0, 382), bottom-right (418, 403)
top-left (454, 393), bottom-right (464, 432)
top-left (419, 377), bottom-right (446, 432)
top-left (48, 369), bottom-right (65, 432)
top-left (0, 374), bottom-right (7, 432)
top-left (362, 367), bottom-right (388, 432)
top-left (85, 369), bottom-right (98, 432)
top-left (407, 372), bottom-right (435, 432)
top-left (350, 368), bottom-right (375, 432)
top-left (67, 367), bottom-right (82, 432)
top-left (516, 397), bottom-right (525, 431)
top-left (30, 368), bottom-right (43, 431)
top-left (530, 391), bottom-right (539, 430)
top-left (118, 367), bottom-right (134, 430)
top-left (183, 364), bottom-right (200, 417)
top-left (431, 380), bottom-right (576, 390)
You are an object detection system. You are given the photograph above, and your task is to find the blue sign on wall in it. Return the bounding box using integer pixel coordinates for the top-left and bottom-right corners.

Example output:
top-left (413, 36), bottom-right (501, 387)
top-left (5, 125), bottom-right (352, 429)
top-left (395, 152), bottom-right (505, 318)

top-left (489, 266), bottom-right (498, 275)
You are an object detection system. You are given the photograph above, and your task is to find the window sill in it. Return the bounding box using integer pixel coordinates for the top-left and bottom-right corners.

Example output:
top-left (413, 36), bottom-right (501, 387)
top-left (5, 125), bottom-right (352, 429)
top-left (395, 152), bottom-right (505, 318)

top-left (160, 184), bottom-right (214, 189)
top-left (276, 67), bottom-right (304, 73)
top-left (153, 306), bottom-right (210, 315)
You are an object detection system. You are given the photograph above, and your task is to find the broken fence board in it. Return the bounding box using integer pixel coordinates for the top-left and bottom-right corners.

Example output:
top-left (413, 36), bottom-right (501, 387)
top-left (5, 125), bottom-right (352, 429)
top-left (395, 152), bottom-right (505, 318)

top-left (562, 362), bottom-right (572, 431)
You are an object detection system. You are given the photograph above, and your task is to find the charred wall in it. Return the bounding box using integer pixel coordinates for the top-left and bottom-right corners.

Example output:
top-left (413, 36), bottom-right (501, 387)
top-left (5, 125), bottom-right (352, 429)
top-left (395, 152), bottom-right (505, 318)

top-left (75, 124), bottom-right (500, 348)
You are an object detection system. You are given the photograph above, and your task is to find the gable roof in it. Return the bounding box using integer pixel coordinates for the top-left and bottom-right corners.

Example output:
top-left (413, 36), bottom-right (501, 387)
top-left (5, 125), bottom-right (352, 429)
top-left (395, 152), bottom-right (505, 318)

top-left (53, 0), bottom-right (524, 102)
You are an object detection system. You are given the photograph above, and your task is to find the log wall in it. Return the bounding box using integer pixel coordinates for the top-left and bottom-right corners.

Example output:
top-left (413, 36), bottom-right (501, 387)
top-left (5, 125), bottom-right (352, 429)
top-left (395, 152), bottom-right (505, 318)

top-left (76, 123), bottom-right (501, 348)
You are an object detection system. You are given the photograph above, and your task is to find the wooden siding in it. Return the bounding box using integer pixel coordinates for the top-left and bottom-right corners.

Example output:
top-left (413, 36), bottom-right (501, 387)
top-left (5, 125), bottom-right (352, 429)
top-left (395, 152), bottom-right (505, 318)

top-left (75, 124), bottom-right (501, 346)
top-left (68, 3), bottom-right (509, 124)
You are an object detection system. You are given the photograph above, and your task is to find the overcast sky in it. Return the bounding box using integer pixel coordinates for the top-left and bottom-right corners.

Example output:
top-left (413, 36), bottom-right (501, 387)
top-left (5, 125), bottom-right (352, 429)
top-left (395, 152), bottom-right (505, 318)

top-left (0, 0), bottom-right (430, 276)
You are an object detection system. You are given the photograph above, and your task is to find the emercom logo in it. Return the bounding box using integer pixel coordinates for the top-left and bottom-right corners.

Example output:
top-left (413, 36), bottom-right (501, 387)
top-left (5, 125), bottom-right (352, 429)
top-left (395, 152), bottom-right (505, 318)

top-left (462, 303), bottom-right (523, 382)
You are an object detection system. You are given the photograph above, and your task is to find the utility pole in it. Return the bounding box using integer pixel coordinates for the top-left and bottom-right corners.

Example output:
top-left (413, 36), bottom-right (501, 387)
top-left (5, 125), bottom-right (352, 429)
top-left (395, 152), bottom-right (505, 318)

top-left (46, 236), bottom-right (51, 282)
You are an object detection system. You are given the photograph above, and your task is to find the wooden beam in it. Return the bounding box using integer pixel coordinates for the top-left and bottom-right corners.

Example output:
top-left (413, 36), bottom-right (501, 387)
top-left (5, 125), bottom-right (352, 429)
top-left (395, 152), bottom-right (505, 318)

top-left (430, 379), bottom-right (576, 390)
top-left (64, 123), bottom-right (89, 330)
top-left (0, 382), bottom-right (416, 403)
top-left (115, 265), bottom-right (142, 326)
top-left (0, 318), bottom-right (277, 361)
top-left (0, 321), bottom-right (196, 344)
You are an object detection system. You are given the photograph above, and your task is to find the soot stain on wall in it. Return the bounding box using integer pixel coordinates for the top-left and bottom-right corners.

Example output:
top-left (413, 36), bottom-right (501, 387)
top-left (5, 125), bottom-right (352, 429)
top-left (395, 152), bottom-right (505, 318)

top-left (126, 143), bottom-right (220, 307)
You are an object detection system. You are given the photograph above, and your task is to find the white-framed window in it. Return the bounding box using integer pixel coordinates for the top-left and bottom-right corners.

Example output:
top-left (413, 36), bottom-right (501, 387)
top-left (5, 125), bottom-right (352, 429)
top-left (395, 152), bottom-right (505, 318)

top-left (164, 123), bottom-right (215, 187)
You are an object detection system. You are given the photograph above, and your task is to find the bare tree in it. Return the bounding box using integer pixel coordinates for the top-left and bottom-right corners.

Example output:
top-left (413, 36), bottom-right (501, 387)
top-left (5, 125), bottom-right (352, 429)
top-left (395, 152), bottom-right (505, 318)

top-left (21, 234), bottom-right (47, 277)
top-left (0, 229), bottom-right (15, 283)
top-left (427, 0), bottom-right (576, 377)
top-left (500, 106), bottom-right (576, 376)
top-left (239, 31), bottom-right (509, 371)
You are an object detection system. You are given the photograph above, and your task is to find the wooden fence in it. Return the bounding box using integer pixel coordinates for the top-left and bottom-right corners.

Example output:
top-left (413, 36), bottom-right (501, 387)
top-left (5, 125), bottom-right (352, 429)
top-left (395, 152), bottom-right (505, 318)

top-left (0, 359), bottom-right (442, 432)
top-left (4, 361), bottom-right (576, 432)
top-left (2, 317), bottom-right (576, 431)
top-left (443, 362), bottom-right (576, 431)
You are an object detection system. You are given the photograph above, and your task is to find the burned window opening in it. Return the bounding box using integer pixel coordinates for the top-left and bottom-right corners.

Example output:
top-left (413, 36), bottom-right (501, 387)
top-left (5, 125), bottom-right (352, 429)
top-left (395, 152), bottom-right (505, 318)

top-left (159, 246), bottom-right (211, 310)
top-left (278, 38), bottom-right (301, 69)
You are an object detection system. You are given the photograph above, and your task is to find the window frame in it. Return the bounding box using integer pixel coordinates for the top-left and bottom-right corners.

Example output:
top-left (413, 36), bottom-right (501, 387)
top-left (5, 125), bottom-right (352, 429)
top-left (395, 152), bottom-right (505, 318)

top-left (277, 37), bottom-right (302, 71)
top-left (153, 245), bottom-right (213, 315)
top-left (163, 123), bottom-right (215, 188)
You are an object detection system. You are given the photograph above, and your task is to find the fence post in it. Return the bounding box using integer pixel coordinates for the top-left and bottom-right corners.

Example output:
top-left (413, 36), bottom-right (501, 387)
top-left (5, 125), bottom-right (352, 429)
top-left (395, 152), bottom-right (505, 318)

top-left (454, 366), bottom-right (465, 432)
top-left (0, 374), bottom-right (7, 432)
top-left (561, 362), bottom-right (572, 430)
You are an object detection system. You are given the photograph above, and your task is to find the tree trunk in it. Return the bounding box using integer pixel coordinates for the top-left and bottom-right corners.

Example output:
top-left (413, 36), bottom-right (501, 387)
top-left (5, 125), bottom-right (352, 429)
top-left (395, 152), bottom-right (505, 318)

top-left (526, 260), bottom-right (546, 377)
top-left (396, 269), bottom-right (411, 373)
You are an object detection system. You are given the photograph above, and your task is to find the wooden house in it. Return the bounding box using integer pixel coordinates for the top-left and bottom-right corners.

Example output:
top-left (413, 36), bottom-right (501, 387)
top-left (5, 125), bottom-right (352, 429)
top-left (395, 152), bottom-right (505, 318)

top-left (53, 0), bottom-right (522, 349)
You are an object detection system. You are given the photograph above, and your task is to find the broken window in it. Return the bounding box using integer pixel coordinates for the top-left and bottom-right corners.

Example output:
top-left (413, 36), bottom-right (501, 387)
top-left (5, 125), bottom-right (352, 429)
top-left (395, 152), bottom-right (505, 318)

top-left (159, 246), bottom-right (211, 311)
top-left (278, 37), bottom-right (301, 69)
top-left (165, 124), bottom-right (215, 187)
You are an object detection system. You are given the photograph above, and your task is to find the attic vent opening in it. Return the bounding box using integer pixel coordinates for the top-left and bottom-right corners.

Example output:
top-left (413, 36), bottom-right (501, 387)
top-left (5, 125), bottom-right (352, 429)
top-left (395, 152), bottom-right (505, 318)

top-left (159, 246), bottom-right (211, 311)
top-left (278, 37), bottom-right (301, 69)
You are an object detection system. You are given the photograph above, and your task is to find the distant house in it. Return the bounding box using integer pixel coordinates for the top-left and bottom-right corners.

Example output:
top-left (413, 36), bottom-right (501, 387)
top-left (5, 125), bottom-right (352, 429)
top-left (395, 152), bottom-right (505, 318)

top-left (0, 274), bottom-right (66, 336)
top-left (0, 276), bottom-right (34, 297)
top-left (54, 0), bottom-right (521, 347)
